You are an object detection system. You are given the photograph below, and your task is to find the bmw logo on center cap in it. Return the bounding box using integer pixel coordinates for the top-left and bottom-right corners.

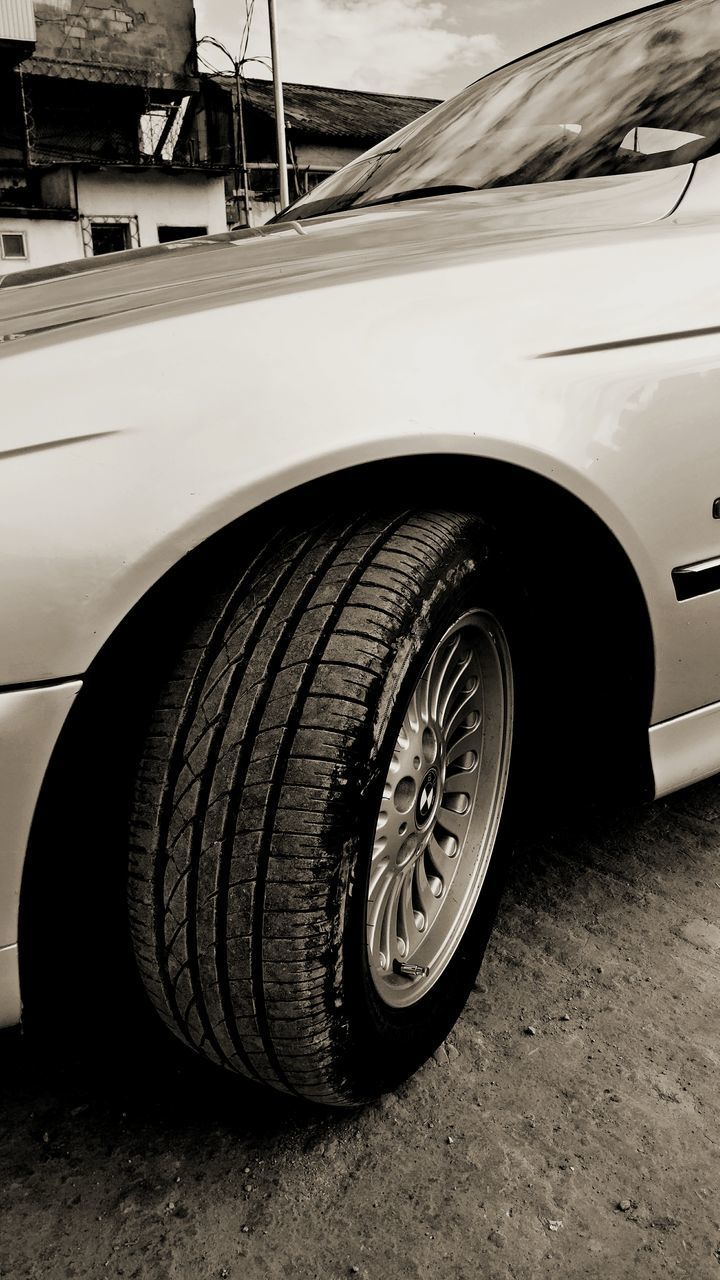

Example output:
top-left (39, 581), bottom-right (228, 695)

top-left (416, 768), bottom-right (439, 827)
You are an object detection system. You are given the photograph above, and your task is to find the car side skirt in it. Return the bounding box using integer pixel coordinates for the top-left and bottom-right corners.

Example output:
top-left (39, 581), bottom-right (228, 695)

top-left (0, 945), bottom-right (20, 1028)
top-left (0, 680), bottom-right (81, 1029)
top-left (650, 700), bottom-right (720, 798)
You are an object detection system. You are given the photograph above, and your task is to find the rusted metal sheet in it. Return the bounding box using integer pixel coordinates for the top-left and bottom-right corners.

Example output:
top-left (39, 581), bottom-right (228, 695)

top-left (0, 0), bottom-right (36, 45)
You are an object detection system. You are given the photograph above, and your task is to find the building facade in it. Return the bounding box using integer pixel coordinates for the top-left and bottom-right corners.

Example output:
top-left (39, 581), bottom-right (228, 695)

top-left (0, 0), bottom-right (229, 273)
top-left (211, 76), bottom-right (440, 227)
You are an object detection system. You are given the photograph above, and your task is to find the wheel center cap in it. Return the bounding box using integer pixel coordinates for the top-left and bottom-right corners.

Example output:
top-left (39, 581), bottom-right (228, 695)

top-left (416, 768), bottom-right (439, 829)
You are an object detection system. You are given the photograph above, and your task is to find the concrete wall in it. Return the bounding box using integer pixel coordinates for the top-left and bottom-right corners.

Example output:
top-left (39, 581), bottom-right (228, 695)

top-left (295, 141), bottom-right (360, 169)
top-left (33, 0), bottom-right (197, 84)
top-left (240, 142), bottom-right (361, 227)
top-left (0, 214), bottom-right (81, 272)
top-left (77, 170), bottom-right (226, 244)
top-left (248, 197), bottom-right (279, 227)
top-left (0, 169), bottom-right (226, 271)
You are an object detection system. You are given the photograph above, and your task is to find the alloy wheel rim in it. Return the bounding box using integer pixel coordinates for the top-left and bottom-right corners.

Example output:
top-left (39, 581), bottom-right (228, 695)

top-left (366, 610), bottom-right (513, 1009)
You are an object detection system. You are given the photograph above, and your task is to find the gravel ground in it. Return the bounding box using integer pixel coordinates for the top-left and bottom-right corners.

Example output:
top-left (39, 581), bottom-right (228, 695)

top-left (1, 777), bottom-right (719, 1280)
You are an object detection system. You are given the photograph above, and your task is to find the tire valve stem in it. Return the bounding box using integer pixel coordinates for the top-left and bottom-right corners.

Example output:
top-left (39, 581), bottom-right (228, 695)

top-left (394, 961), bottom-right (430, 978)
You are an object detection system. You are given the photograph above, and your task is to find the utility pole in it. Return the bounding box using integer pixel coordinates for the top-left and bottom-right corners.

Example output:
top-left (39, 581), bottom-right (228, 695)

top-left (267, 0), bottom-right (290, 209)
top-left (235, 62), bottom-right (251, 227)
top-left (196, 35), bottom-right (251, 226)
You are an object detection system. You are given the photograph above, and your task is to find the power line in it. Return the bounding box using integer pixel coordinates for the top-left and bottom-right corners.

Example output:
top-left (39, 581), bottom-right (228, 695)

top-left (240, 0), bottom-right (256, 64)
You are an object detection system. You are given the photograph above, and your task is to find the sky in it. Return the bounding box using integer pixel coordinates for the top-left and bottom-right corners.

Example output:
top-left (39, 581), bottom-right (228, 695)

top-left (193, 0), bottom-right (638, 98)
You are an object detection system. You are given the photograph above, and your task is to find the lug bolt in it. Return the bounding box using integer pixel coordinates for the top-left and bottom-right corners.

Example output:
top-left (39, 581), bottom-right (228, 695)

top-left (395, 962), bottom-right (429, 978)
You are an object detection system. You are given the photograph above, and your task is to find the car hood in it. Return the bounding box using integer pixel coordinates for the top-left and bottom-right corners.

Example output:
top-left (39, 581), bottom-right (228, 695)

top-left (0, 166), bottom-right (691, 350)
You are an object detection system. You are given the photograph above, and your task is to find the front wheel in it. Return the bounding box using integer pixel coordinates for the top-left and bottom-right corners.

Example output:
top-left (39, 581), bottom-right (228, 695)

top-left (128, 510), bottom-right (517, 1106)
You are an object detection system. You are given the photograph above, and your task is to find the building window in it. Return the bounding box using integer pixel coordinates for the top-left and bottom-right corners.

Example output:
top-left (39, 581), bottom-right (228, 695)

top-left (157, 225), bottom-right (208, 244)
top-left (90, 222), bottom-right (130, 255)
top-left (302, 169), bottom-right (336, 194)
top-left (81, 215), bottom-right (139, 257)
top-left (1, 231), bottom-right (27, 260)
top-left (139, 98), bottom-right (191, 163)
top-left (250, 168), bottom-right (281, 200)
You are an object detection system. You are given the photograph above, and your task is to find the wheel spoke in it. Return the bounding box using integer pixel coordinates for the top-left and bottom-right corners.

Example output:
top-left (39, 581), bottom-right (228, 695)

top-left (367, 863), bottom-right (395, 933)
top-left (415, 853), bottom-right (441, 917)
top-left (443, 770), bottom-right (476, 794)
top-left (406, 686), bottom-right (421, 735)
top-left (379, 874), bottom-right (404, 967)
top-left (427, 634), bottom-right (460, 720)
top-left (368, 853), bottom-right (391, 898)
top-left (446, 719), bottom-right (481, 764)
top-left (378, 820), bottom-right (405, 867)
top-left (427, 831), bottom-right (454, 873)
top-left (416, 670), bottom-right (430, 724)
top-left (438, 650), bottom-right (472, 727)
top-left (398, 869), bottom-right (423, 956)
top-left (444, 678), bottom-right (483, 744)
top-left (394, 687), bottom-right (427, 779)
top-left (435, 804), bottom-right (468, 844)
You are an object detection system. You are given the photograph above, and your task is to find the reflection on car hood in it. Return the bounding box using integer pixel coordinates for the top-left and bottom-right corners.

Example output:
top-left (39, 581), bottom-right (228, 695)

top-left (0, 167), bottom-right (690, 349)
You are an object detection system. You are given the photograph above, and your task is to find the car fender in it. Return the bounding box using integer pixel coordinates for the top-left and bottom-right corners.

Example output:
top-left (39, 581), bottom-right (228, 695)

top-left (0, 216), bottom-right (718, 730)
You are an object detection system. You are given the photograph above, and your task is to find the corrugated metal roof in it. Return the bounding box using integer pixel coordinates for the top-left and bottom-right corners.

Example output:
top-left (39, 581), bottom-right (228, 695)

top-left (220, 77), bottom-right (440, 142)
top-left (0, 0), bottom-right (36, 44)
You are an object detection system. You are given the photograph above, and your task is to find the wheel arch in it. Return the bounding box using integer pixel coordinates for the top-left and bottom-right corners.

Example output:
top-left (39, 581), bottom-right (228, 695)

top-left (62, 448), bottom-right (656, 780)
top-left (18, 451), bottom-right (655, 1022)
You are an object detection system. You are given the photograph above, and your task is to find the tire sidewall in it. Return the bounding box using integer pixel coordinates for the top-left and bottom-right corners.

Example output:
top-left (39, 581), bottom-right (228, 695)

top-left (338, 525), bottom-right (518, 1101)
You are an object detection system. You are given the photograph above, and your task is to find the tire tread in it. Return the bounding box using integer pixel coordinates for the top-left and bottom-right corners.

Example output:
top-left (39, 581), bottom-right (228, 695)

top-left (129, 510), bottom-right (485, 1101)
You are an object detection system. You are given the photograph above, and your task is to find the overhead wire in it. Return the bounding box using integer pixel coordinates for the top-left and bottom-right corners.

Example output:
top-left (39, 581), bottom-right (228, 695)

top-left (239, 0), bottom-right (257, 65)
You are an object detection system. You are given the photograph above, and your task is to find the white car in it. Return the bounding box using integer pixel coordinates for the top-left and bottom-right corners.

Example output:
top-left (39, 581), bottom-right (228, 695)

top-left (2, 0), bottom-right (720, 1105)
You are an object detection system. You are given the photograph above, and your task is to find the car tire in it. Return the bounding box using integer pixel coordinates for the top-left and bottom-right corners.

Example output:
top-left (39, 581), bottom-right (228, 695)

top-left (128, 509), bottom-right (516, 1105)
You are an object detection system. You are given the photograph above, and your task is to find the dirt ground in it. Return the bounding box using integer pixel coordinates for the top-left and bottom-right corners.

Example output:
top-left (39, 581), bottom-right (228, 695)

top-left (2, 776), bottom-right (720, 1280)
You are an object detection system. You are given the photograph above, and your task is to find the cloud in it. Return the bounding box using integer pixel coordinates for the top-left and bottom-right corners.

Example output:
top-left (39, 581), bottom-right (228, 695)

top-left (195, 0), bottom-right (500, 95)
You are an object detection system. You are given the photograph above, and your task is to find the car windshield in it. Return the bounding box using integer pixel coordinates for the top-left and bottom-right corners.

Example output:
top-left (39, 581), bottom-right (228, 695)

top-left (279, 0), bottom-right (720, 223)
